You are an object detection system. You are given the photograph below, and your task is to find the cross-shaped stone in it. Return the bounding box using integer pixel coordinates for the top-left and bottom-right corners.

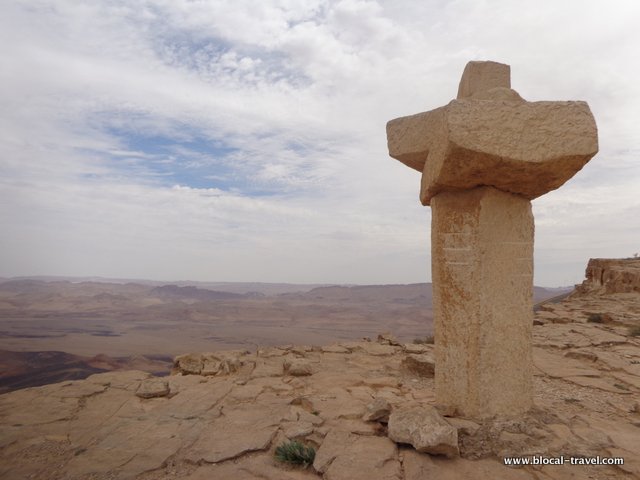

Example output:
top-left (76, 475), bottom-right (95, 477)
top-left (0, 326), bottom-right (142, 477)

top-left (387, 61), bottom-right (598, 418)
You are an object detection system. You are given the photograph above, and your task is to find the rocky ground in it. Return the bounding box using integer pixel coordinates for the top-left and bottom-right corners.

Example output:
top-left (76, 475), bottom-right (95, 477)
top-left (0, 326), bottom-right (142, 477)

top-left (0, 290), bottom-right (639, 480)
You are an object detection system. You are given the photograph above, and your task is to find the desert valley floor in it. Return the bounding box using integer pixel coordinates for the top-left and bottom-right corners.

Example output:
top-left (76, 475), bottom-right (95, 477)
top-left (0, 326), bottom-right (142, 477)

top-left (0, 278), bottom-right (569, 392)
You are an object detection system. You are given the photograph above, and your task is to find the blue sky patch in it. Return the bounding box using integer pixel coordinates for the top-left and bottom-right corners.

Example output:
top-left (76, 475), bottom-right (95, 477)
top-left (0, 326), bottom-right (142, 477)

top-left (104, 127), bottom-right (243, 190)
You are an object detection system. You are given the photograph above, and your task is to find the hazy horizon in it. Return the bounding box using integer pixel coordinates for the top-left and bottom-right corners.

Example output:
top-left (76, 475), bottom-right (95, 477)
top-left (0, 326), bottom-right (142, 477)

top-left (0, 273), bottom-right (579, 289)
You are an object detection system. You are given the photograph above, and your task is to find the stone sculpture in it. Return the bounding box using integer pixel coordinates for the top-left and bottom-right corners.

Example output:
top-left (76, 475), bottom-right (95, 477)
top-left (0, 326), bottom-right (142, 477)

top-left (386, 61), bottom-right (598, 417)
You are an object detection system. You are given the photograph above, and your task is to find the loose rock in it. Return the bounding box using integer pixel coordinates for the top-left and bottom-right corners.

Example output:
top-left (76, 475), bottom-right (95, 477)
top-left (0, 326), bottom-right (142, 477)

top-left (388, 406), bottom-right (459, 457)
top-left (135, 378), bottom-right (170, 399)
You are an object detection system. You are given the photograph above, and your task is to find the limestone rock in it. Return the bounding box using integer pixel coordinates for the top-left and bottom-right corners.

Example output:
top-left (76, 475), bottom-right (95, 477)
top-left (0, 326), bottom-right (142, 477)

top-left (387, 76), bottom-right (598, 206)
top-left (358, 343), bottom-right (397, 356)
top-left (574, 258), bottom-right (640, 295)
top-left (457, 60), bottom-right (511, 99)
top-left (173, 353), bottom-right (203, 375)
top-left (1, 317), bottom-right (639, 480)
top-left (386, 60), bottom-right (598, 419)
top-left (378, 332), bottom-right (401, 346)
top-left (403, 343), bottom-right (432, 354)
top-left (388, 406), bottom-right (459, 457)
top-left (421, 99), bottom-right (597, 205)
top-left (285, 359), bottom-right (314, 376)
top-left (362, 397), bottom-right (391, 422)
top-left (401, 353), bottom-right (435, 377)
top-left (313, 429), bottom-right (352, 473)
top-left (174, 351), bottom-right (248, 376)
top-left (322, 344), bottom-right (350, 354)
top-left (314, 429), bottom-right (401, 479)
top-left (281, 421), bottom-right (314, 439)
top-left (185, 405), bottom-right (284, 464)
top-left (432, 187), bottom-right (533, 418)
top-left (402, 450), bottom-right (536, 480)
top-left (135, 378), bottom-right (170, 398)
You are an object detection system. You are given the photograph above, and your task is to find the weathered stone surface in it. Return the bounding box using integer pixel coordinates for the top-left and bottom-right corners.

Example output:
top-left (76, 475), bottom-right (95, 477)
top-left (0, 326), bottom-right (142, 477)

top-left (174, 353), bottom-right (203, 374)
top-left (574, 258), bottom-right (640, 295)
top-left (174, 351), bottom-right (249, 376)
top-left (401, 353), bottom-right (435, 377)
top-left (357, 343), bottom-right (397, 356)
top-left (457, 60), bottom-right (510, 99)
top-left (362, 397), bottom-right (391, 422)
top-left (315, 429), bottom-right (401, 479)
top-left (403, 343), bottom-right (432, 354)
top-left (186, 454), bottom-right (318, 480)
top-left (0, 313), bottom-right (638, 480)
top-left (135, 378), bottom-right (170, 398)
top-left (386, 60), bottom-right (598, 419)
top-left (185, 405), bottom-right (284, 464)
top-left (432, 187), bottom-right (533, 417)
top-left (378, 332), bottom-right (401, 345)
top-left (402, 450), bottom-right (536, 480)
top-left (419, 99), bottom-right (597, 205)
top-left (387, 68), bottom-right (598, 205)
top-left (313, 429), bottom-right (352, 473)
top-left (285, 359), bottom-right (314, 376)
top-left (322, 344), bottom-right (350, 354)
top-left (388, 406), bottom-right (459, 457)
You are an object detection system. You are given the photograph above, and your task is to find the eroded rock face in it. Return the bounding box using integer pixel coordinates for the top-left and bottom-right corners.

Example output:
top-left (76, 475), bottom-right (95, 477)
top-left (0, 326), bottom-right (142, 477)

top-left (574, 258), bottom-right (640, 295)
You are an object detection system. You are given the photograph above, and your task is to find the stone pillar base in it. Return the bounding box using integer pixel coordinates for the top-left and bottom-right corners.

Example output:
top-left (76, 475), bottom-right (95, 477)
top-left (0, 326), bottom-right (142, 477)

top-left (431, 186), bottom-right (533, 418)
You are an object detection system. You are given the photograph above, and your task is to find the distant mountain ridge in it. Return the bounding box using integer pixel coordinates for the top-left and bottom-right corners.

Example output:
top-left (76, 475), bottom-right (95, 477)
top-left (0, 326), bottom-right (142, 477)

top-left (294, 283), bottom-right (570, 305)
top-left (150, 285), bottom-right (252, 301)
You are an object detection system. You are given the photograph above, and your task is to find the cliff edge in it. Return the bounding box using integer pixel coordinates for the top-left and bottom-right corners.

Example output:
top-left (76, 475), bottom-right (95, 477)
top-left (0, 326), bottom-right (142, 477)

top-left (574, 258), bottom-right (640, 295)
top-left (1, 263), bottom-right (640, 479)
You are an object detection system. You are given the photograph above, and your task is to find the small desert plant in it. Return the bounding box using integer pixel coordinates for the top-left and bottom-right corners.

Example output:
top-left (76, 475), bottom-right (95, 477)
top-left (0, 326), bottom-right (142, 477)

top-left (274, 440), bottom-right (315, 468)
top-left (628, 326), bottom-right (640, 337)
top-left (587, 313), bottom-right (603, 323)
top-left (413, 334), bottom-right (434, 345)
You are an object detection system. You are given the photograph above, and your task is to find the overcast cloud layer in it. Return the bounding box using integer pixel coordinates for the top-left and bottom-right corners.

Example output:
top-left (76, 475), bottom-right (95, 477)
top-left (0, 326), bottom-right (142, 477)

top-left (1, 0), bottom-right (639, 286)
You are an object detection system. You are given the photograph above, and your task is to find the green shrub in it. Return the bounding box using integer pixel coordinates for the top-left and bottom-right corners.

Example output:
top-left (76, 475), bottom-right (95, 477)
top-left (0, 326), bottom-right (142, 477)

top-left (413, 335), bottom-right (434, 345)
top-left (275, 440), bottom-right (315, 468)
top-left (587, 313), bottom-right (603, 323)
top-left (628, 326), bottom-right (640, 337)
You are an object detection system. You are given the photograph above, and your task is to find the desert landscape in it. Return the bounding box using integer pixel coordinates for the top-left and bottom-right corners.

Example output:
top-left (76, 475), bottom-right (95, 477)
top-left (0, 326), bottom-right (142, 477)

top-left (0, 276), bottom-right (569, 393)
top-left (0, 258), bottom-right (639, 480)
top-left (3, 2), bottom-right (639, 479)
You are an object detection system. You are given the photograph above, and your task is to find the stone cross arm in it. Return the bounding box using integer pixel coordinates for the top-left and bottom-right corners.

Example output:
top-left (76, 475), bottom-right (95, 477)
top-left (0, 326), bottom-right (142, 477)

top-left (386, 61), bottom-right (599, 205)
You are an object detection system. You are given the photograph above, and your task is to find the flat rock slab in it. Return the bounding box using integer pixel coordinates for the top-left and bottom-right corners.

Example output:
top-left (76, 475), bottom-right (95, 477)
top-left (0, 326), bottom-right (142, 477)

top-left (0, 333), bottom-right (637, 479)
top-left (402, 450), bottom-right (536, 480)
top-left (185, 405), bottom-right (286, 463)
top-left (136, 378), bottom-right (170, 398)
top-left (314, 429), bottom-right (401, 479)
top-left (388, 406), bottom-right (459, 458)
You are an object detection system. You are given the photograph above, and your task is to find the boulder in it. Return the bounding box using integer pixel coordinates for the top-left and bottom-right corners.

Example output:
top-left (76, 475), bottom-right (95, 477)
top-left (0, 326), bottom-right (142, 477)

top-left (362, 397), bottom-right (391, 422)
top-left (388, 406), bottom-right (459, 457)
top-left (284, 359), bottom-right (313, 376)
top-left (173, 353), bottom-right (203, 375)
top-left (135, 378), bottom-right (170, 399)
top-left (401, 353), bottom-right (435, 377)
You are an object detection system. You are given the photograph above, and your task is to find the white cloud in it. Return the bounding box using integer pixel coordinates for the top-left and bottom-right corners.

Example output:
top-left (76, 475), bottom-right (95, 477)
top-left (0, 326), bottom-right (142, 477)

top-left (0, 0), bottom-right (638, 285)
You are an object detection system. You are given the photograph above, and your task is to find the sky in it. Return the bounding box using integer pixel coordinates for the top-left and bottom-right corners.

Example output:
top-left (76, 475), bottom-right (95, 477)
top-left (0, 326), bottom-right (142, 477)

top-left (1, 0), bottom-right (639, 286)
